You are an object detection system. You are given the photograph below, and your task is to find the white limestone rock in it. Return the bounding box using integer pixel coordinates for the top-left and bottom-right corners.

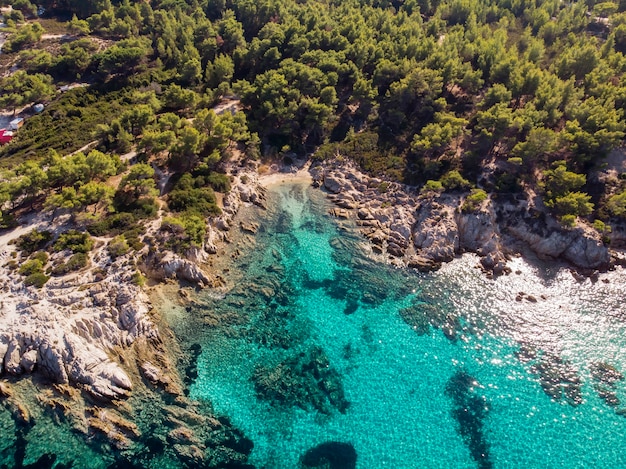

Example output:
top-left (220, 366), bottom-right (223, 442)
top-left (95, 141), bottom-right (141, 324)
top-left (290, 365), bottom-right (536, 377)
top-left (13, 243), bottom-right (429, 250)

top-left (38, 340), bottom-right (69, 384)
top-left (4, 340), bottom-right (22, 375)
top-left (63, 333), bottom-right (132, 400)
top-left (20, 349), bottom-right (38, 373)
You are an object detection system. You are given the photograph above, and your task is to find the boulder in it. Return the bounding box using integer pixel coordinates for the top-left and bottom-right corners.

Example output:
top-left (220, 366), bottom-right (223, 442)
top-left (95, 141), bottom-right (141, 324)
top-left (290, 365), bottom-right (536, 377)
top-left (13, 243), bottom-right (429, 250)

top-left (0, 337), bottom-right (8, 374)
top-left (141, 361), bottom-right (162, 384)
top-left (160, 253), bottom-right (212, 287)
top-left (20, 349), bottom-right (38, 373)
top-left (407, 255), bottom-right (441, 272)
top-left (323, 174), bottom-right (347, 194)
top-left (508, 222), bottom-right (610, 269)
top-left (563, 232), bottom-right (610, 270)
top-left (4, 340), bottom-right (22, 375)
top-left (216, 218), bottom-right (230, 231)
top-left (38, 340), bottom-right (69, 384)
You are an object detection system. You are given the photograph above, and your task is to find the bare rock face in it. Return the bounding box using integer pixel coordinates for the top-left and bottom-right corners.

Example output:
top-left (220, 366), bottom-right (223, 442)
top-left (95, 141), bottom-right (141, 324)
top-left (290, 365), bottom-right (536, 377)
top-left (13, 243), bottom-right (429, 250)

top-left (507, 222), bottom-right (610, 270)
top-left (456, 205), bottom-right (509, 274)
top-left (562, 231), bottom-right (610, 269)
top-left (4, 340), bottom-right (22, 376)
top-left (323, 174), bottom-right (347, 194)
top-left (316, 160), bottom-right (616, 275)
top-left (20, 349), bottom-right (38, 373)
top-left (413, 199), bottom-right (459, 263)
top-left (38, 340), bottom-right (69, 384)
top-left (0, 337), bottom-right (8, 374)
top-left (63, 333), bottom-right (132, 400)
top-left (140, 361), bottom-right (163, 384)
top-left (158, 252), bottom-right (212, 287)
top-left (0, 234), bottom-right (161, 402)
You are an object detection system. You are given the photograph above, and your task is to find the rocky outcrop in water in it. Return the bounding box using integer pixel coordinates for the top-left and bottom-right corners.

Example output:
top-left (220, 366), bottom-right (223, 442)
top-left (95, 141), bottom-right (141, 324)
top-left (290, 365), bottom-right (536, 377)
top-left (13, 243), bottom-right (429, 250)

top-left (446, 371), bottom-right (492, 469)
top-left (313, 160), bottom-right (614, 274)
top-left (252, 346), bottom-right (349, 415)
top-left (312, 161), bottom-right (509, 274)
top-left (301, 441), bottom-right (357, 469)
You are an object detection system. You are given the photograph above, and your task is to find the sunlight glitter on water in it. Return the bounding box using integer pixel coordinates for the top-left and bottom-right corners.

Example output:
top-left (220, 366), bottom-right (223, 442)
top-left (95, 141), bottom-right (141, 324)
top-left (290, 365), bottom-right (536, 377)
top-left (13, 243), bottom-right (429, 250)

top-left (186, 182), bottom-right (626, 469)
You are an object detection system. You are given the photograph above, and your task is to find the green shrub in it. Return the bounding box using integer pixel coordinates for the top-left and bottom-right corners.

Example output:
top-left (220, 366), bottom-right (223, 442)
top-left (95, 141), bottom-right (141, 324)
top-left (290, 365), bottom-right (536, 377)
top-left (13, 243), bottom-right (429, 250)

top-left (51, 253), bottom-right (89, 276)
top-left (2, 23), bottom-right (43, 53)
top-left (606, 191), bottom-right (626, 218)
top-left (87, 212), bottom-right (137, 236)
top-left (0, 214), bottom-right (18, 230)
top-left (30, 251), bottom-right (49, 264)
top-left (560, 214), bottom-right (577, 227)
top-left (131, 271), bottom-right (146, 286)
top-left (421, 180), bottom-right (444, 194)
top-left (24, 272), bottom-right (49, 288)
top-left (547, 192), bottom-right (593, 218)
top-left (168, 173), bottom-right (220, 216)
top-left (125, 197), bottom-right (159, 219)
top-left (440, 170), bottom-right (472, 191)
top-left (593, 219), bottom-right (611, 234)
top-left (462, 189), bottom-right (488, 213)
top-left (160, 215), bottom-right (206, 253)
top-left (207, 172), bottom-right (231, 193)
top-left (16, 229), bottom-right (53, 255)
top-left (54, 230), bottom-right (94, 253)
top-left (19, 259), bottom-right (44, 276)
top-left (108, 236), bottom-right (130, 259)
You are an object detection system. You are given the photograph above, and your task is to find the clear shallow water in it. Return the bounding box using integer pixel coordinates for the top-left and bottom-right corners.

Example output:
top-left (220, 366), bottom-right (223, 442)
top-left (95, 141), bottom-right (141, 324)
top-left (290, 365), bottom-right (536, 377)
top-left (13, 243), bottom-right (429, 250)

top-left (187, 182), bottom-right (626, 469)
top-left (3, 181), bottom-right (626, 469)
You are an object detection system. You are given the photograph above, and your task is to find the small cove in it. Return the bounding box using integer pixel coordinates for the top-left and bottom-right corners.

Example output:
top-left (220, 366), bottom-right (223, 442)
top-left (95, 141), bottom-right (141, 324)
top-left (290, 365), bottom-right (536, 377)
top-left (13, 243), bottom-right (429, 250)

top-left (2, 180), bottom-right (626, 468)
top-left (183, 180), bottom-right (626, 469)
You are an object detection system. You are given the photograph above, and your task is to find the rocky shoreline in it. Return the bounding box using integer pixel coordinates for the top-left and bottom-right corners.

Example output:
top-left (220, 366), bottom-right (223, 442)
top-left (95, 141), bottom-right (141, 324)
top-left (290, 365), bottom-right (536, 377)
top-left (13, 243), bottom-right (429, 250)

top-left (311, 159), bottom-right (619, 277)
top-left (0, 152), bottom-right (623, 465)
top-left (0, 154), bottom-right (267, 466)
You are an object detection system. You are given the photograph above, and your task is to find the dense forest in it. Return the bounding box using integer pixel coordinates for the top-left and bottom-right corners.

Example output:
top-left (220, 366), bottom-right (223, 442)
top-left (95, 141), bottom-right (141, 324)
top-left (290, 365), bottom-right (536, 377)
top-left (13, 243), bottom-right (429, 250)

top-left (2, 0), bottom-right (626, 271)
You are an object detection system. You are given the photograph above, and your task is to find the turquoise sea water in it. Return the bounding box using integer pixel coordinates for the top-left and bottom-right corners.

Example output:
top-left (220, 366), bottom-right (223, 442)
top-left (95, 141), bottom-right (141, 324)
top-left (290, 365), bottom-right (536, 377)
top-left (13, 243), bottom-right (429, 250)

top-left (187, 182), bottom-right (626, 469)
top-left (3, 180), bottom-right (626, 468)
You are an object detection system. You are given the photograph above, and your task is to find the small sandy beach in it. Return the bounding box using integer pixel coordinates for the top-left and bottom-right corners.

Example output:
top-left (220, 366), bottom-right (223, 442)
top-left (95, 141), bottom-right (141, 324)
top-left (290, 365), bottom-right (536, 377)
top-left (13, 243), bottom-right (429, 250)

top-left (257, 161), bottom-right (313, 188)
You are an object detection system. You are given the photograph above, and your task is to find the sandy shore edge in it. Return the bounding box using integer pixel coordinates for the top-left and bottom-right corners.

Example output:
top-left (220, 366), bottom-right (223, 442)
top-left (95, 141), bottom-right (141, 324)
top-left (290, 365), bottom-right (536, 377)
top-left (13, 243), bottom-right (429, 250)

top-left (257, 162), bottom-right (313, 188)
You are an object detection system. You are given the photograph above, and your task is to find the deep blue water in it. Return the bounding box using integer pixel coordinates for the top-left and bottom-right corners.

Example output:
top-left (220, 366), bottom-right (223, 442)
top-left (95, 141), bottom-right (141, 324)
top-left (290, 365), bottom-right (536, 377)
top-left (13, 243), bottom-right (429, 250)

top-left (188, 182), bottom-right (626, 469)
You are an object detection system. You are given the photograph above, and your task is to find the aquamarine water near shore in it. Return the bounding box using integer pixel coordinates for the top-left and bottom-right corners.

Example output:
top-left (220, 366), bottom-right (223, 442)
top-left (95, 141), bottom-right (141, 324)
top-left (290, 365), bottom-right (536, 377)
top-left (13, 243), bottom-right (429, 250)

top-left (2, 178), bottom-right (626, 469)
top-left (184, 180), bottom-right (626, 469)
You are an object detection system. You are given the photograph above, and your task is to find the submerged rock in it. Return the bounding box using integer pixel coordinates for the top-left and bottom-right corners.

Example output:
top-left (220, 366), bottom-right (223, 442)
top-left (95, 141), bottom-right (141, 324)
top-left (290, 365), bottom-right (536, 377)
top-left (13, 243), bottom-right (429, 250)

top-left (251, 347), bottom-right (349, 415)
top-left (400, 297), bottom-right (461, 341)
top-left (301, 441), bottom-right (357, 469)
top-left (446, 371), bottom-right (493, 469)
top-left (530, 353), bottom-right (583, 406)
top-left (590, 362), bottom-right (624, 408)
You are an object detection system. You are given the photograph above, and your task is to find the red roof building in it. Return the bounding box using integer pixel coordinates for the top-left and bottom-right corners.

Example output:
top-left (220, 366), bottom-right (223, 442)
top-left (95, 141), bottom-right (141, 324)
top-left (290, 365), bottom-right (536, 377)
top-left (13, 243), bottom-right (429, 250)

top-left (0, 129), bottom-right (14, 144)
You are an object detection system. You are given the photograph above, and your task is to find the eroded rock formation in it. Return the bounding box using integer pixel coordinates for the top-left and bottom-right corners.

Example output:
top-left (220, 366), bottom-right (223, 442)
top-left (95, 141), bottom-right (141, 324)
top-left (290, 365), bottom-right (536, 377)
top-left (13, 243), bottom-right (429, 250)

top-left (313, 160), bottom-right (614, 274)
